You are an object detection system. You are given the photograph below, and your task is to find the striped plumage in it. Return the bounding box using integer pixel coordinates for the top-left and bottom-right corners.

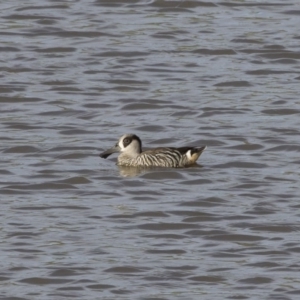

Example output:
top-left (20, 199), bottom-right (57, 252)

top-left (99, 134), bottom-right (206, 168)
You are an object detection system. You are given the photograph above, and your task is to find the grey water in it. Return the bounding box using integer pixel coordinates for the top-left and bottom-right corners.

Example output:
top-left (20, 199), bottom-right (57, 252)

top-left (1, 1), bottom-right (300, 299)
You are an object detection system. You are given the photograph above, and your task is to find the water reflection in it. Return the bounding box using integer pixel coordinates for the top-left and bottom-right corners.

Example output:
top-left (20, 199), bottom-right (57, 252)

top-left (118, 166), bottom-right (148, 177)
top-left (118, 164), bottom-right (204, 178)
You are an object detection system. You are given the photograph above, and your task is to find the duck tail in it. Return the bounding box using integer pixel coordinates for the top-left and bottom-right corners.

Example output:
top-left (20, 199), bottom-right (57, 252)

top-left (189, 146), bottom-right (207, 163)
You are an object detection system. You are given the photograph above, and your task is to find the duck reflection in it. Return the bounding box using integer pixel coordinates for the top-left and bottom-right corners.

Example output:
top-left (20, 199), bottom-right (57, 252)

top-left (118, 166), bottom-right (149, 177)
top-left (118, 163), bottom-right (203, 178)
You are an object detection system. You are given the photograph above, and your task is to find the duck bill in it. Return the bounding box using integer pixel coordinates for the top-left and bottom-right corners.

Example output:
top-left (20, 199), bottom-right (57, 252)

top-left (99, 145), bottom-right (120, 159)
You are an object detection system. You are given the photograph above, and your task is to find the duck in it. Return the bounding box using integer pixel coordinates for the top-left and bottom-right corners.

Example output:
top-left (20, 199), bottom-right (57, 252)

top-left (99, 134), bottom-right (206, 168)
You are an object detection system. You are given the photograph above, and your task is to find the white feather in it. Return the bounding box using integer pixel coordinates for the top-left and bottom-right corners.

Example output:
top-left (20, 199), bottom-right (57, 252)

top-left (186, 149), bottom-right (192, 160)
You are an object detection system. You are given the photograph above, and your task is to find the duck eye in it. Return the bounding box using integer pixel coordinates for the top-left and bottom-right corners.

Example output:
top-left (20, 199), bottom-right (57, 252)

top-left (123, 138), bottom-right (131, 147)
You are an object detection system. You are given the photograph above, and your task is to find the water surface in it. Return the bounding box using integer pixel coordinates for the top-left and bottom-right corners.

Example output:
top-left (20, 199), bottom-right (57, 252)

top-left (1, 1), bottom-right (300, 299)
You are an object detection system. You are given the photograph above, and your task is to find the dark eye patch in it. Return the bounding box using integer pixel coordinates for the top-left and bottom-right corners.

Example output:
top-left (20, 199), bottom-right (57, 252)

top-left (123, 137), bottom-right (132, 147)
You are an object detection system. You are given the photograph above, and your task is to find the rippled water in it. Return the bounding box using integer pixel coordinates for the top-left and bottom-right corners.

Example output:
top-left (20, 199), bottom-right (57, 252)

top-left (1, 1), bottom-right (300, 299)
